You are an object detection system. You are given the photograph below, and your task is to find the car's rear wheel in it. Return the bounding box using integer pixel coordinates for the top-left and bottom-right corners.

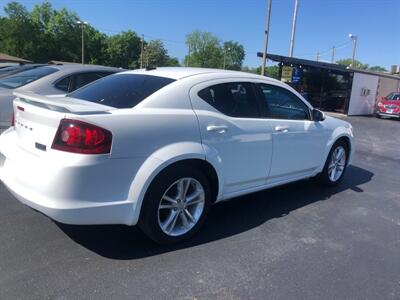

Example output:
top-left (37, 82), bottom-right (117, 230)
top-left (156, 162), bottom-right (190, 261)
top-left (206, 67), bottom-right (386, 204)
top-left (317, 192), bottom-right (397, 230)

top-left (139, 166), bottom-right (211, 244)
top-left (316, 140), bottom-right (348, 186)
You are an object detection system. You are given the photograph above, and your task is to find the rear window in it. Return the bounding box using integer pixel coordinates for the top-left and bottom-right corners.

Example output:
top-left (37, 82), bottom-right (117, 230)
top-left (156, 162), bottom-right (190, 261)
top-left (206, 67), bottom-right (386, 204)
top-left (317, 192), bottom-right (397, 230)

top-left (68, 74), bottom-right (175, 108)
top-left (0, 66), bottom-right (58, 89)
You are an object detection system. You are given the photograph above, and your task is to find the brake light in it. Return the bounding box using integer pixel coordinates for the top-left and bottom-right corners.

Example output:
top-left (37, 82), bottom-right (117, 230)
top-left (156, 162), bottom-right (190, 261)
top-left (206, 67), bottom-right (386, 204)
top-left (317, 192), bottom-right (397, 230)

top-left (51, 119), bottom-right (112, 154)
top-left (377, 102), bottom-right (384, 107)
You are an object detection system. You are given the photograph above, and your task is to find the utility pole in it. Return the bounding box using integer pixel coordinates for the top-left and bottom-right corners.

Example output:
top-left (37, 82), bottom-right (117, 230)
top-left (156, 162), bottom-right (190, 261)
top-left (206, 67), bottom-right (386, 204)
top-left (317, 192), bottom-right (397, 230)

top-left (77, 21), bottom-right (88, 64)
top-left (349, 34), bottom-right (358, 68)
top-left (261, 0), bottom-right (272, 76)
top-left (223, 47), bottom-right (231, 69)
top-left (187, 45), bottom-right (191, 67)
top-left (331, 46), bottom-right (335, 63)
top-left (316, 52), bottom-right (320, 62)
top-left (140, 34), bottom-right (144, 69)
top-left (288, 0), bottom-right (299, 57)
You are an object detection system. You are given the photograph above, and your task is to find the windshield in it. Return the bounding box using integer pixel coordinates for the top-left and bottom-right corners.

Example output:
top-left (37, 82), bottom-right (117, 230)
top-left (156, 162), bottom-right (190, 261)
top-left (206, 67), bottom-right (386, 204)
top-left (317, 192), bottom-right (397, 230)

top-left (68, 73), bottom-right (176, 108)
top-left (0, 66), bottom-right (58, 89)
top-left (385, 92), bottom-right (400, 101)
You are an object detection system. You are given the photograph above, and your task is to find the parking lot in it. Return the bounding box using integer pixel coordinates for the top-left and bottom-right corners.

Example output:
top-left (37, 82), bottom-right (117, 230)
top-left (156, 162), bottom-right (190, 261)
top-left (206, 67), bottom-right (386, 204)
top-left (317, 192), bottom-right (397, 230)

top-left (0, 115), bottom-right (399, 299)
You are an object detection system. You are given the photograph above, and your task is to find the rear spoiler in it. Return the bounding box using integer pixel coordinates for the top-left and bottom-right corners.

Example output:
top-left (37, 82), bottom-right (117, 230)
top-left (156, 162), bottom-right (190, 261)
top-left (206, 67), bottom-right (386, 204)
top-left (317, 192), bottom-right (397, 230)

top-left (13, 91), bottom-right (113, 114)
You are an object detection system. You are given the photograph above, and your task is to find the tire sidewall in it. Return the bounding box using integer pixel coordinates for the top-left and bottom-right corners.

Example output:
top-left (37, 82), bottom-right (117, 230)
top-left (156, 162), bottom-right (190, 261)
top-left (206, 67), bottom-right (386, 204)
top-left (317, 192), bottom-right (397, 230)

top-left (139, 166), bottom-right (211, 244)
top-left (320, 140), bottom-right (349, 186)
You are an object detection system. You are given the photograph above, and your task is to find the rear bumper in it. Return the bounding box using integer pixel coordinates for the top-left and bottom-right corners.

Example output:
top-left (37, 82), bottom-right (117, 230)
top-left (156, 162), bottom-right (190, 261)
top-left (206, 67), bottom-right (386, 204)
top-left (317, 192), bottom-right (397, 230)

top-left (0, 128), bottom-right (144, 225)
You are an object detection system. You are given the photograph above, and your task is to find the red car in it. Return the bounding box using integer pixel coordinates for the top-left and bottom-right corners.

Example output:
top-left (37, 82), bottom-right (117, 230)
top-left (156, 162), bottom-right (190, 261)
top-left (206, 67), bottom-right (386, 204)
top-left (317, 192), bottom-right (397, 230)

top-left (376, 92), bottom-right (400, 119)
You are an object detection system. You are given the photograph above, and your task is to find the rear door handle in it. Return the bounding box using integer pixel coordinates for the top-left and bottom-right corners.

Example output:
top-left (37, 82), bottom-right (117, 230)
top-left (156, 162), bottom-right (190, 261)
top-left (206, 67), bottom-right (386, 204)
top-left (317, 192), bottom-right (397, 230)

top-left (274, 125), bottom-right (289, 133)
top-left (207, 125), bottom-right (228, 133)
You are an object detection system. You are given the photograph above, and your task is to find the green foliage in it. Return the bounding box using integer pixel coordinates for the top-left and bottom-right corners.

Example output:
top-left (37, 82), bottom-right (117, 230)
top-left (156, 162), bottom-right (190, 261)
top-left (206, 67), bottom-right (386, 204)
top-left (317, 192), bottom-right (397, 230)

top-left (223, 41), bottom-right (245, 70)
top-left (184, 31), bottom-right (222, 68)
top-left (106, 31), bottom-right (141, 68)
top-left (142, 39), bottom-right (179, 68)
top-left (241, 65), bottom-right (279, 79)
top-left (0, 1), bottom-right (178, 68)
top-left (184, 30), bottom-right (245, 70)
top-left (337, 58), bottom-right (387, 72)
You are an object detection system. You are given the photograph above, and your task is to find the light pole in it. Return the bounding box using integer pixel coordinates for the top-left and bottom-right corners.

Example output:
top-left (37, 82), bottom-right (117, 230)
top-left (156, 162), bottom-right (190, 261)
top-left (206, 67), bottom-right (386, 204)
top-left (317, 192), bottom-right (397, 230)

top-left (77, 21), bottom-right (88, 64)
top-left (140, 34), bottom-right (144, 69)
top-left (349, 33), bottom-right (358, 68)
top-left (289, 0), bottom-right (299, 57)
top-left (223, 47), bottom-right (231, 69)
top-left (261, 0), bottom-right (272, 76)
top-left (331, 46), bottom-right (335, 63)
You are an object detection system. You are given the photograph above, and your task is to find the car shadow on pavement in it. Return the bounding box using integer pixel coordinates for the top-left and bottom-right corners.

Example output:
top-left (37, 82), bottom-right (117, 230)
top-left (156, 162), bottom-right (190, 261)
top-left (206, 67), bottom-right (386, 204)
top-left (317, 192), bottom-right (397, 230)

top-left (57, 165), bottom-right (373, 260)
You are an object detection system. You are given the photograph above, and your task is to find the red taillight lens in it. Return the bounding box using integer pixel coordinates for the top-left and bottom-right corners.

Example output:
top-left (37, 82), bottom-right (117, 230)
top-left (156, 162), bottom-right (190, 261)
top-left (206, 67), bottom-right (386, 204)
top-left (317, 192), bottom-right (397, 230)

top-left (377, 102), bottom-right (384, 107)
top-left (52, 119), bottom-right (112, 154)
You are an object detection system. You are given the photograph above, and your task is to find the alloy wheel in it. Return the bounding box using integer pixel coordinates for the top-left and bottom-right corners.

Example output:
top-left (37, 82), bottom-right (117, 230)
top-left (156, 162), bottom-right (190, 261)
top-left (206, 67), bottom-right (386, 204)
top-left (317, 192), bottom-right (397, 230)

top-left (157, 177), bottom-right (205, 237)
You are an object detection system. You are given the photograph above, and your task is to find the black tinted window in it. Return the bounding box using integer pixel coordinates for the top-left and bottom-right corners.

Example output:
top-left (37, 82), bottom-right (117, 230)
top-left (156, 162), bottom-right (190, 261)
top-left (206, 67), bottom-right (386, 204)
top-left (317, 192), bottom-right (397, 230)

top-left (69, 74), bottom-right (175, 108)
top-left (55, 76), bottom-right (71, 92)
top-left (0, 66), bottom-right (58, 89)
top-left (258, 84), bottom-right (310, 120)
top-left (73, 72), bottom-right (103, 91)
top-left (198, 82), bottom-right (260, 118)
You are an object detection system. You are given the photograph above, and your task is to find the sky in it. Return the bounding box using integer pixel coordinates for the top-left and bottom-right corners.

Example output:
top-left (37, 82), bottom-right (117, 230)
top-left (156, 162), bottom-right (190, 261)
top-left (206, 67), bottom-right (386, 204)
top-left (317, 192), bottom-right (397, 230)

top-left (1, 0), bottom-right (399, 70)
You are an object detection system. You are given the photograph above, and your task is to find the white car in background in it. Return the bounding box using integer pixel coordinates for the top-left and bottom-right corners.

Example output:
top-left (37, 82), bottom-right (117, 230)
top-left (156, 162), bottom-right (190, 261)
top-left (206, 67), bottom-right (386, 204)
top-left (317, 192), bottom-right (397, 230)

top-left (0, 64), bottom-right (123, 127)
top-left (0, 67), bottom-right (355, 244)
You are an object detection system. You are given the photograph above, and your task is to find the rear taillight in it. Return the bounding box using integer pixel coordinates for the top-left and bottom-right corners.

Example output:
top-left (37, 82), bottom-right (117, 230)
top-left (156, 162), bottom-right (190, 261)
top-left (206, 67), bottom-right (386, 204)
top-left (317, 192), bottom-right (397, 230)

top-left (377, 102), bottom-right (384, 107)
top-left (51, 119), bottom-right (112, 154)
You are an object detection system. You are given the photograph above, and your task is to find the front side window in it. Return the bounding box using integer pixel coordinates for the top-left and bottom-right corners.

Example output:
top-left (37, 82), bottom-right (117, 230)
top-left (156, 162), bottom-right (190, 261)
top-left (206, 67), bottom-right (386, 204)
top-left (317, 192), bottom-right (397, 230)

top-left (68, 74), bottom-right (175, 108)
top-left (258, 84), bottom-right (310, 120)
top-left (0, 66), bottom-right (58, 89)
top-left (198, 82), bottom-right (260, 118)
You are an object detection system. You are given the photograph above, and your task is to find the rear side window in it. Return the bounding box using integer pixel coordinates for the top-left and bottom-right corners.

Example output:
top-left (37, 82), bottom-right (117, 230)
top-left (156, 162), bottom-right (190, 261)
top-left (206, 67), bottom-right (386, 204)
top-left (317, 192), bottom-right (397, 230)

top-left (69, 74), bottom-right (175, 108)
top-left (198, 82), bottom-right (260, 118)
top-left (55, 76), bottom-right (71, 92)
top-left (0, 66), bottom-right (58, 89)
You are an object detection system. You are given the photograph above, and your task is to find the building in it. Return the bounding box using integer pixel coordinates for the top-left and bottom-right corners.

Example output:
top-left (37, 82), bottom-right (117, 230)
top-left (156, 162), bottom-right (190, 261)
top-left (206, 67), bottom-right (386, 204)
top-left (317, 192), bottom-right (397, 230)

top-left (258, 53), bottom-right (400, 115)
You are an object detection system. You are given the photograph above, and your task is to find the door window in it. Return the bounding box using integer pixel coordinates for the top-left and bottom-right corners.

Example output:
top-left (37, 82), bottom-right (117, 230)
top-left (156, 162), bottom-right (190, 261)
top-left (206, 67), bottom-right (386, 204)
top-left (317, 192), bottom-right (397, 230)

top-left (198, 82), bottom-right (261, 118)
top-left (258, 84), bottom-right (310, 120)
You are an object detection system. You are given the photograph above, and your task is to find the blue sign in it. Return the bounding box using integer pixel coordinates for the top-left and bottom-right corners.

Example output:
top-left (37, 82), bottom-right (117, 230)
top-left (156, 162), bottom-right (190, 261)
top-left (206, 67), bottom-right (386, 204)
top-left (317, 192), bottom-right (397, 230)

top-left (292, 67), bottom-right (303, 84)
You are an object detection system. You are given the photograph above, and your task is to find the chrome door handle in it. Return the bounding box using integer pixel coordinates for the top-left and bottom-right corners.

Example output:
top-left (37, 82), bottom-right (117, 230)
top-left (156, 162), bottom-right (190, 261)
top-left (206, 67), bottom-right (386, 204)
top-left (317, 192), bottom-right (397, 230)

top-left (207, 125), bottom-right (228, 133)
top-left (274, 125), bottom-right (289, 133)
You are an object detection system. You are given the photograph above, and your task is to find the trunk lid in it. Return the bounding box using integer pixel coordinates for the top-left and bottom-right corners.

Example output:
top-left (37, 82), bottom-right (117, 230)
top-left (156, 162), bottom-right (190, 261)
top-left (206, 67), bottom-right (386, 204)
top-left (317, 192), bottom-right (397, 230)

top-left (13, 91), bottom-right (113, 156)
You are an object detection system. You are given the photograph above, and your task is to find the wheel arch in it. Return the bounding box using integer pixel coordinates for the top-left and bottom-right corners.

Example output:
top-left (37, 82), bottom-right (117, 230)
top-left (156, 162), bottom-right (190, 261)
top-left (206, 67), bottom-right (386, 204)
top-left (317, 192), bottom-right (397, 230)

top-left (126, 143), bottom-right (222, 226)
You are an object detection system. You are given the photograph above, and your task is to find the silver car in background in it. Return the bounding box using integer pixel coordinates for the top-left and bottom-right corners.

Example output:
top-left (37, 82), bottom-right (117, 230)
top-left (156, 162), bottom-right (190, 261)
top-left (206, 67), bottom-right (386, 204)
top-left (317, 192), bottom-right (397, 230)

top-left (0, 64), bottom-right (123, 127)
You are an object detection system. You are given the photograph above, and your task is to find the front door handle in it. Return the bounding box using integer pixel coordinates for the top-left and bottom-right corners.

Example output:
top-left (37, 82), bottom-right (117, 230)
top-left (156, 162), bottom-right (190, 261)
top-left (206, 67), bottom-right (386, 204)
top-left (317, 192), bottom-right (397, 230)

top-left (207, 125), bottom-right (228, 133)
top-left (274, 125), bottom-right (289, 133)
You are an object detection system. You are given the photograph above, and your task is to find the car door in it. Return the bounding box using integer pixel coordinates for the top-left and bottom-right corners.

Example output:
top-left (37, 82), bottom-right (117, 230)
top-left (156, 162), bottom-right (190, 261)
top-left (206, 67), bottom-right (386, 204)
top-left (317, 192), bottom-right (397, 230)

top-left (190, 80), bottom-right (273, 195)
top-left (255, 82), bottom-right (329, 183)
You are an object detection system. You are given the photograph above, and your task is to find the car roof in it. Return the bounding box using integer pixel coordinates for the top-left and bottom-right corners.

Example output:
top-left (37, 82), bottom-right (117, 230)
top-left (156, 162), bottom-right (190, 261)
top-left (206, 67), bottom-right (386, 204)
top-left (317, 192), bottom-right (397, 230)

top-left (46, 64), bottom-right (124, 73)
top-left (126, 67), bottom-right (280, 82)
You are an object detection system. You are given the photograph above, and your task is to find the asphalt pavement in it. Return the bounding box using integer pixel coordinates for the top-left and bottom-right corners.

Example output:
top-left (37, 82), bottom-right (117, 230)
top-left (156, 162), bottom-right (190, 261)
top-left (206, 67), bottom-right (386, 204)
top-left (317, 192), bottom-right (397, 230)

top-left (0, 115), bottom-right (399, 299)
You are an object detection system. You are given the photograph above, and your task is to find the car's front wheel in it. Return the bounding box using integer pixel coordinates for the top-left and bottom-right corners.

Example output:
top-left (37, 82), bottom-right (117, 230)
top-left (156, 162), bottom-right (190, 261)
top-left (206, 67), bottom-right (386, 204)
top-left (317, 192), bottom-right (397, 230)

top-left (317, 140), bottom-right (349, 186)
top-left (139, 166), bottom-right (211, 244)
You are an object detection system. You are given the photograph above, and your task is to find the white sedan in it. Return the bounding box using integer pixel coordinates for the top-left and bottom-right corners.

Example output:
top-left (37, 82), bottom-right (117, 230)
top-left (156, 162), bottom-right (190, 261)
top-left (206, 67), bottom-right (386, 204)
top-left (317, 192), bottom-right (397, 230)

top-left (0, 67), bottom-right (354, 244)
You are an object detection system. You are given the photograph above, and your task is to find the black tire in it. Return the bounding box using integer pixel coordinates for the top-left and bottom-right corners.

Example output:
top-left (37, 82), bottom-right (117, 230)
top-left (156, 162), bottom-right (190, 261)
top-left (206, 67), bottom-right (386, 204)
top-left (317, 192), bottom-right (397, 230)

top-left (375, 113), bottom-right (381, 119)
top-left (139, 165), bottom-right (211, 244)
top-left (316, 140), bottom-right (349, 186)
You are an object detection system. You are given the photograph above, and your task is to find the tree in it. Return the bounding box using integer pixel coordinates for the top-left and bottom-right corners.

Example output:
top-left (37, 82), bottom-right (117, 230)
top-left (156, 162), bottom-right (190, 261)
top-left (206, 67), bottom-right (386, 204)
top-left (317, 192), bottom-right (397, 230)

top-left (337, 58), bottom-right (369, 70)
top-left (105, 30), bottom-right (141, 69)
top-left (241, 65), bottom-right (279, 79)
top-left (184, 30), bottom-right (223, 68)
top-left (369, 65), bottom-right (387, 72)
top-left (142, 39), bottom-right (179, 67)
top-left (223, 41), bottom-right (245, 70)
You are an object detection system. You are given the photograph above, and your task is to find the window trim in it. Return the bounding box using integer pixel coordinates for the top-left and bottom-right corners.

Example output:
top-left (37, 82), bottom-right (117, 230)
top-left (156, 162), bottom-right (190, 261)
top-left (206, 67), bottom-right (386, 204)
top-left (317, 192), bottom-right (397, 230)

top-left (254, 82), bottom-right (312, 121)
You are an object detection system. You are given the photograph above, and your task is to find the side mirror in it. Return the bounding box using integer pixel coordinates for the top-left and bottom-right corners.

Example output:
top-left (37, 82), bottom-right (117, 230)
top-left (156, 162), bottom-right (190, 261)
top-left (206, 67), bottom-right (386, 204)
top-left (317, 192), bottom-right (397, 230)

top-left (312, 108), bottom-right (326, 122)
